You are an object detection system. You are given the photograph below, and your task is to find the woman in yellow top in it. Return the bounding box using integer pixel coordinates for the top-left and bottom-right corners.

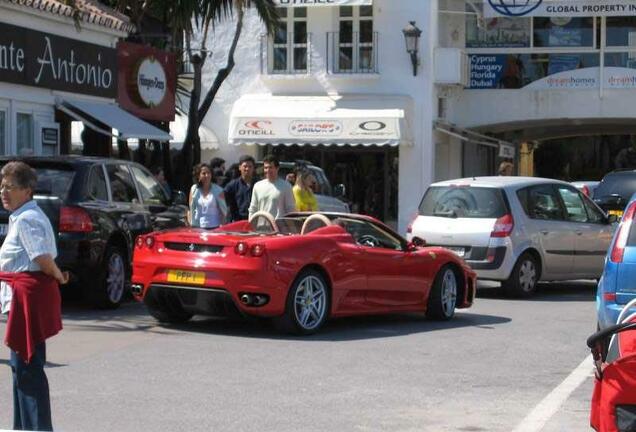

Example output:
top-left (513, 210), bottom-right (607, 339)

top-left (293, 170), bottom-right (319, 211)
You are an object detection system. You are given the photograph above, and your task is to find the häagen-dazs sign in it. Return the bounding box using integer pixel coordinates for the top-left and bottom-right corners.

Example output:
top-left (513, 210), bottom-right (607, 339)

top-left (0, 22), bottom-right (117, 97)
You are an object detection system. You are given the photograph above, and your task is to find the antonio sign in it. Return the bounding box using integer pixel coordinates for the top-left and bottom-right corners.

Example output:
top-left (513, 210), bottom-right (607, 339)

top-left (117, 42), bottom-right (176, 122)
top-left (0, 22), bottom-right (117, 97)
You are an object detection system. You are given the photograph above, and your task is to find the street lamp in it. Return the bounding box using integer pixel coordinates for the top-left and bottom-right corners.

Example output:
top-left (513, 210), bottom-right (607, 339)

top-left (402, 21), bottom-right (422, 76)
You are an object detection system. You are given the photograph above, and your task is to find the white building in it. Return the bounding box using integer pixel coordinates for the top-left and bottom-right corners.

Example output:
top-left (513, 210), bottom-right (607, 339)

top-left (197, 0), bottom-right (439, 233)
top-left (198, 0), bottom-right (636, 233)
top-left (0, 0), bottom-right (170, 159)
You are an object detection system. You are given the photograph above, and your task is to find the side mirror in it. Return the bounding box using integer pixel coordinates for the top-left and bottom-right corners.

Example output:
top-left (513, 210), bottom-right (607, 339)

top-left (412, 237), bottom-right (426, 247)
top-left (172, 190), bottom-right (187, 206)
top-left (607, 214), bottom-right (618, 224)
top-left (406, 242), bottom-right (418, 252)
top-left (334, 184), bottom-right (346, 198)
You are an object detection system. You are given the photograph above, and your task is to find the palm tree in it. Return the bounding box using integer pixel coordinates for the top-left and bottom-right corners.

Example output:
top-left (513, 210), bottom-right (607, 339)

top-left (63, 0), bottom-right (278, 188)
top-left (177, 0), bottom-right (278, 189)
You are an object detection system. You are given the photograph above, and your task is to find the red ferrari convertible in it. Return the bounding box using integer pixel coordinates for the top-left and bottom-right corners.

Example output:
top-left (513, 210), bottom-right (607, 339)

top-left (132, 212), bottom-right (476, 334)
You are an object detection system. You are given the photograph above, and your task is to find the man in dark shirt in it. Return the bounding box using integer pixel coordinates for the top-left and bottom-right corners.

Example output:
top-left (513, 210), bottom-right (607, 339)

top-left (224, 155), bottom-right (257, 222)
top-left (615, 137), bottom-right (636, 169)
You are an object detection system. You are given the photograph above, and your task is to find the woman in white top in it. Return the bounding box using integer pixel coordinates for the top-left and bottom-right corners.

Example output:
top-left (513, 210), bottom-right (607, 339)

top-left (188, 163), bottom-right (227, 229)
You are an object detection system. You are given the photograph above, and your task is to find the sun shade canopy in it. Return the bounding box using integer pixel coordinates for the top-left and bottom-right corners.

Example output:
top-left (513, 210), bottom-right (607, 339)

top-left (57, 98), bottom-right (172, 141)
top-left (229, 95), bottom-right (412, 147)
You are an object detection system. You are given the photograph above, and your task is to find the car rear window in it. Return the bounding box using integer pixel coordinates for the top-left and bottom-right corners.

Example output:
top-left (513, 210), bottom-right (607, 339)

top-left (33, 168), bottom-right (74, 199)
top-left (0, 162), bottom-right (74, 200)
top-left (418, 186), bottom-right (508, 219)
top-left (594, 173), bottom-right (636, 201)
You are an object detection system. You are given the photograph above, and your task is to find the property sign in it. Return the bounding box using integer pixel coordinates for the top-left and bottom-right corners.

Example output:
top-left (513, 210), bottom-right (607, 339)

top-left (0, 22), bottom-right (117, 97)
top-left (485, 0), bottom-right (636, 18)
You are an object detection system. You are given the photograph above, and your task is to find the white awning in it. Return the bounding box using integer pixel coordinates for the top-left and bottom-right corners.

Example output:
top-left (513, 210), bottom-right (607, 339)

top-left (273, 0), bottom-right (372, 7)
top-left (482, 0), bottom-right (636, 18)
top-left (57, 98), bottom-right (172, 141)
top-left (170, 114), bottom-right (219, 150)
top-left (229, 95), bottom-right (412, 147)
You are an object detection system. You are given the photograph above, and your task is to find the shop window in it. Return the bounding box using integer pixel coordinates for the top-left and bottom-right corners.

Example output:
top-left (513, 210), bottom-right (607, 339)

top-left (468, 53), bottom-right (599, 89)
top-left (0, 111), bottom-right (5, 155)
top-left (336, 5), bottom-right (375, 73)
top-left (16, 113), bottom-right (33, 156)
top-left (606, 17), bottom-right (636, 47)
top-left (271, 7), bottom-right (308, 74)
top-left (466, 14), bottom-right (530, 48)
top-left (533, 17), bottom-right (594, 48)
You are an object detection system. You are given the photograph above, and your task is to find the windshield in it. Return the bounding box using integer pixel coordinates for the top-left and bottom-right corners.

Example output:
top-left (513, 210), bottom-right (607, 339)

top-left (419, 186), bottom-right (508, 219)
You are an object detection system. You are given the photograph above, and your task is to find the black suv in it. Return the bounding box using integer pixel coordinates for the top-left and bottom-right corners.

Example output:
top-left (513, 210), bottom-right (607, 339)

top-left (593, 170), bottom-right (636, 217)
top-left (0, 156), bottom-right (187, 308)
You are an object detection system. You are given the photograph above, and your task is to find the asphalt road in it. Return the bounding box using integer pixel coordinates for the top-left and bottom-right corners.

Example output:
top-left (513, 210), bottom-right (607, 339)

top-left (0, 281), bottom-right (598, 432)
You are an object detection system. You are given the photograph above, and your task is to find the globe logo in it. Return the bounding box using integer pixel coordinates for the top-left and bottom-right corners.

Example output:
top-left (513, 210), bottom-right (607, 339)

top-left (487, 0), bottom-right (543, 17)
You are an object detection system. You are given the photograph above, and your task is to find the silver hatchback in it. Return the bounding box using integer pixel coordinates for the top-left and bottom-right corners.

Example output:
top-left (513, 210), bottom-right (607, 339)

top-left (406, 177), bottom-right (616, 297)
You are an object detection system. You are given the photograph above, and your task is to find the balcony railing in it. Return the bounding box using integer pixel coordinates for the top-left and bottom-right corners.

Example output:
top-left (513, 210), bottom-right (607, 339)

top-left (260, 33), bottom-right (312, 75)
top-left (327, 31), bottom-right (379, 74)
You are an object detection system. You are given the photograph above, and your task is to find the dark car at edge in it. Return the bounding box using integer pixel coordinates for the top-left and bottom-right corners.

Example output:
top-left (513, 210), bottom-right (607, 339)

top-left (0, 156), bottom-right (187, 308)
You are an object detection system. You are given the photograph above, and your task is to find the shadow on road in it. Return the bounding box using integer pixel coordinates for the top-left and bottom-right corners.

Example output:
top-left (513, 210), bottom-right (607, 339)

top-left (45, 299), bottom-right (513, 341)
top-left (477, 280), bottom-right (596, 303)
top-left (157, 311), bottom-right (512, 342)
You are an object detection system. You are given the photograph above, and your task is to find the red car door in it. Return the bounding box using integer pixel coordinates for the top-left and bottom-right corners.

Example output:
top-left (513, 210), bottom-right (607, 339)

top-left (346, 220), bottom-right (424, 308)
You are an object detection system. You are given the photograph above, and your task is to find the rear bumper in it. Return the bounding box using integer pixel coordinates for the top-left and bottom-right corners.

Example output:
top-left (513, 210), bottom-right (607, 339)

top-left (132, 254), bottom-right (289, 317)
top-left (56, 233), bottom-right (104, 281)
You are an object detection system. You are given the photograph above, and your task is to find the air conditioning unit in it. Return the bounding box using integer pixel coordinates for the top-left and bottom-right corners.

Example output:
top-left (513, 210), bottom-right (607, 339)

top-left (434, 48), bottom-right (468, 87)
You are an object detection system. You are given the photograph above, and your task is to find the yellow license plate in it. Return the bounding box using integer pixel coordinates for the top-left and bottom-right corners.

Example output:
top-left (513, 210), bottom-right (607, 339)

top-left (166, 269), bottom-right (206, 285)
top-left (609, 210), bottom-right (624, 218)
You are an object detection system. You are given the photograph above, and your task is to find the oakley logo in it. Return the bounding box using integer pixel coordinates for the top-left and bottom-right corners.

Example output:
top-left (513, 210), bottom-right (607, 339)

top-left (487, 0), bottom-right (543, 17)
top-left (359, 121), bottom-right (386, 131)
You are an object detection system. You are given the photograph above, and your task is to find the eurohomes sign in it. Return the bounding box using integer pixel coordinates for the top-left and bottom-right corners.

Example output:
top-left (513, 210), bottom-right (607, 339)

top-left (485, 0), bottom-right (636, 18)
top-left (0, 22), bottom-right (116, 97)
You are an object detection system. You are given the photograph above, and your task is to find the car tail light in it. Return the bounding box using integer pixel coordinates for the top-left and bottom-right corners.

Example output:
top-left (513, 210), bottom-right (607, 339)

top-left (491, 214), bottom-right (514, 238)
top-left (135, 235), bottom-right (155, 249)
top-left (603, 292), bottom-right (617, 302)
top-left (582, 185), bottom-right (590, 197)
top-left (235, 242), bottom-right (248, 255)
top-left (250, 244), bottom-right (266, 257)
top-left (610, 202), bottom-right (636, 263)
top-left (59, 206), bottom-right (93, 233)
top-left (145, 236), bottom-right (155, 249)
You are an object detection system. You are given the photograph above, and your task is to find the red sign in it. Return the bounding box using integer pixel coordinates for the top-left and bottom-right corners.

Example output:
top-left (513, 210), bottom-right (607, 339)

top-left (117, 41), bottom-right (176, 122)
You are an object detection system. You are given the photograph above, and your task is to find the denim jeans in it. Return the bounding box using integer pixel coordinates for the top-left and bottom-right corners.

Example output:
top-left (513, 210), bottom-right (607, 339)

top-left (10, 343), bottom-right (53, 431)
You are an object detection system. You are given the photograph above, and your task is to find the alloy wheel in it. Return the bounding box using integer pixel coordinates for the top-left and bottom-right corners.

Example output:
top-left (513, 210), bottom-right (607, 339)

top-left (441, 269), bottom-right (458, 317)
top-left (293, 275), bottom-right (327, 331)
top-left (106, 252), bottom-right (126, 304)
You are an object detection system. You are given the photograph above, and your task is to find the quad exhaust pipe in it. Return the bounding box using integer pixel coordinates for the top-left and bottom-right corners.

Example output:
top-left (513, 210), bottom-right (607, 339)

top-left (131, 284), bottom-right (143, 295)
top-left (240, 293), bottom-right (269, 307)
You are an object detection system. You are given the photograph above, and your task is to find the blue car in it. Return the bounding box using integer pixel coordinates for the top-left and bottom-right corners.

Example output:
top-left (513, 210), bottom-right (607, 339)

top-left (597, 197), bottom-right (636, 328)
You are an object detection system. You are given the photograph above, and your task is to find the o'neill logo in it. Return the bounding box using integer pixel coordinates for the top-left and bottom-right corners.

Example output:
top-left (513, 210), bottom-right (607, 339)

top-left (487, 0), bottom-right (543, 17)
top-left (238, 120), bottom-right (274, 136)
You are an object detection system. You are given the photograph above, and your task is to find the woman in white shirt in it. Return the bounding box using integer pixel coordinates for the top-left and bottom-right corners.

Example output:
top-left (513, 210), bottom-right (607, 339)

top-left (189, 163), bottom-right (227, 229)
